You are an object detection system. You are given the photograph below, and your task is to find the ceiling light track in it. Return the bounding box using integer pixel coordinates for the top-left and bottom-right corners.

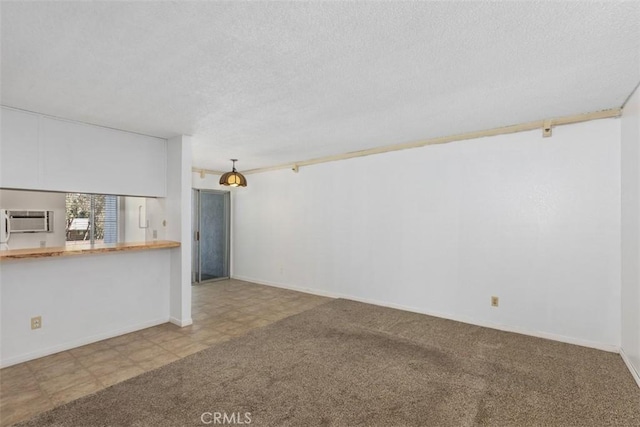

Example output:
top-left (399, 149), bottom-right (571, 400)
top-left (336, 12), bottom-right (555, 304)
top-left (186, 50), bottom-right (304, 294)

top-left (193, 108), bottom-right (620, 178)
top-left (194, 167), bottom-right (227, 177)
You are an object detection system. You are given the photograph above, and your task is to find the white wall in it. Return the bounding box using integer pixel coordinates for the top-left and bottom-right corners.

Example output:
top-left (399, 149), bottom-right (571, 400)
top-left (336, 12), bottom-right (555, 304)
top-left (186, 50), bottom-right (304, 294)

top-left (146, 197), bottom-right (167, 241)
top-left (123, 197), bottom-right (166, 242)
top-left (123, 197), bottom-right (148, 242)
top-left (233, 119), bottom-right (621, 350)
top-left (621, 84), bottom-right (640, 385)
top-left (192, 171), bottom-right (222, 190)
top-left (0, 250), bottom-right (171, 367)
top-left (0, 190), bottom-right (66, 250)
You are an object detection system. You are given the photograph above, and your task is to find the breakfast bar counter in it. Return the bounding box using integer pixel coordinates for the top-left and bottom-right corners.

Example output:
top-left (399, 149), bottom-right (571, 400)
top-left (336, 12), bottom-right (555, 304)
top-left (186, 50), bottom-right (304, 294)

top-left (0, 240), bottom-right (180, 261)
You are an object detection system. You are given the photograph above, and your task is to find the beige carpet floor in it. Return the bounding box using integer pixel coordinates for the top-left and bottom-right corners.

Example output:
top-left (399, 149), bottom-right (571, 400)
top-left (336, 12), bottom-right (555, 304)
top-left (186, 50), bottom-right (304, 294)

top-left (17, 299), bottom-right (640, 426)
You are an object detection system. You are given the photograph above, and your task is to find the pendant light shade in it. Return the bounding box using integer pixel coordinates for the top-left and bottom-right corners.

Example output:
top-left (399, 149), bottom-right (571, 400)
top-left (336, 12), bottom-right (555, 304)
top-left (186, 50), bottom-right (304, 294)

top-left (219, 159), bottom-right (247, 187)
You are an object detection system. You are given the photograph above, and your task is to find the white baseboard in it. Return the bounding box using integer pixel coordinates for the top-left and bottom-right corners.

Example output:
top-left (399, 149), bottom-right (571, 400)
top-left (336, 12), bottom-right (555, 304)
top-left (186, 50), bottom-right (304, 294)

top-left (232, 275), bottom-right (341, 299)
top-left (620, 348), bottom-right (640, 389)
top-left (170, 317), bottom-right (193, 327)
top-left (232, 275), bottom-right (619, 354)
top-left (0, 317), bottom-right (170, 368)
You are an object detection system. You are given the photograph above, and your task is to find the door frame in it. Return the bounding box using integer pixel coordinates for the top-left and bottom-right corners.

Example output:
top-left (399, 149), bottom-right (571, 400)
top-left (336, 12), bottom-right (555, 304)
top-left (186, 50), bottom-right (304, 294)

top-left (192, 188), bottom-right (231, 284)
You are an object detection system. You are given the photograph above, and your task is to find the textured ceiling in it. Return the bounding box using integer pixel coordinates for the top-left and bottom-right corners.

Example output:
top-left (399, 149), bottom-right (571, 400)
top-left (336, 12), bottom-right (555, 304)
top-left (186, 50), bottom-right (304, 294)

top-left (1, 1), bottom-right (639, 172)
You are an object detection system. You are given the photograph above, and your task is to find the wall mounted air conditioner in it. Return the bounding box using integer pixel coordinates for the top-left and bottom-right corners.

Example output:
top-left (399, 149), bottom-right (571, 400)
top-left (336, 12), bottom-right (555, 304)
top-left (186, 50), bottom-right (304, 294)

top-left (3, 209), bottom-right (54, 233)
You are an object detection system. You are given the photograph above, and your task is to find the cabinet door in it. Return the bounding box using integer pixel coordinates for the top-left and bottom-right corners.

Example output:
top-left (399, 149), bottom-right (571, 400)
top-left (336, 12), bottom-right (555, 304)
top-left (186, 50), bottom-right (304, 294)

top-left (0, 108), bottom-right (40, 189)
top-left (40, 117), bottom-right (167, 196)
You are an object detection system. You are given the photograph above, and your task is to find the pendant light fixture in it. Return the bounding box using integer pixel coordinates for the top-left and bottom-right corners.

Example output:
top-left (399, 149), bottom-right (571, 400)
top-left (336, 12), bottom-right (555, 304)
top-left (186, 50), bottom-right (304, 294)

top-left (219, 159), bottom-right (247, 187)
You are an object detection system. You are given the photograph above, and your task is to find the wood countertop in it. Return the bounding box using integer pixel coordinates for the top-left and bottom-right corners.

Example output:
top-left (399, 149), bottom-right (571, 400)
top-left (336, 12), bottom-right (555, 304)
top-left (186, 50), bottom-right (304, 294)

top-left (0, 240), bottom-right (180, 260)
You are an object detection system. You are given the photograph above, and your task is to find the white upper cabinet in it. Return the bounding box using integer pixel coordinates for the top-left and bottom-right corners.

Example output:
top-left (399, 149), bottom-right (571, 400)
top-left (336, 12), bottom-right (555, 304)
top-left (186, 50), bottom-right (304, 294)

top-left (0, 108), bottom-right (167, 197)
top-left (0, 108), bottom-right (40, 189)
top-left (40, 117), bottom-right (167, 196)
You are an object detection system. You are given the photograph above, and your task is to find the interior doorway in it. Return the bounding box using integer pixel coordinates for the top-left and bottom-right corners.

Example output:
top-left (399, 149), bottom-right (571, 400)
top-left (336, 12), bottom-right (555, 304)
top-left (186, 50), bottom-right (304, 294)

top-left (192, 189), bottom-right (230, 284)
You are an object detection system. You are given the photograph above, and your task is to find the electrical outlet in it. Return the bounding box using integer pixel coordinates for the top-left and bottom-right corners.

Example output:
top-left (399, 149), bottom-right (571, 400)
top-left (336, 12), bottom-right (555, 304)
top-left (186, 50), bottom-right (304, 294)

top-left (491, 296), bottom-right (499, 307)
top-left (152, 230), bottom-right (158, 239)
top-left (31, 316), bottom-right (42, 330)
top-left (40, 241), bottom-right (46, 248)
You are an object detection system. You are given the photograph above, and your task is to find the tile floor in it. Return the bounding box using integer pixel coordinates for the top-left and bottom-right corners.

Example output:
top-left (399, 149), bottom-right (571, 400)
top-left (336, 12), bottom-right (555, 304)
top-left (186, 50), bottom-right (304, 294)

top-left (0, 279), bottom-right (329, 426)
